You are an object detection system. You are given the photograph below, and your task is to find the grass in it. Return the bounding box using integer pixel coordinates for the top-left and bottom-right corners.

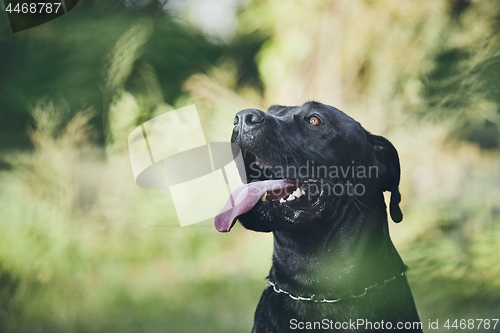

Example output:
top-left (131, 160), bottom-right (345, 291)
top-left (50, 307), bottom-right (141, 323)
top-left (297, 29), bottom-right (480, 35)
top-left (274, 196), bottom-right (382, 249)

top-left (0, 105), bottom-right (273, 332)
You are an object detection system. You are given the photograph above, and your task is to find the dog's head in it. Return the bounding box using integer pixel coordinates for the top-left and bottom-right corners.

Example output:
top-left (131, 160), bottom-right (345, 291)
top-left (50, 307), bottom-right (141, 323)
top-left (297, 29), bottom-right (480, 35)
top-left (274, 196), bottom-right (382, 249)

top-left (215, 101), bottom-right (402, 232)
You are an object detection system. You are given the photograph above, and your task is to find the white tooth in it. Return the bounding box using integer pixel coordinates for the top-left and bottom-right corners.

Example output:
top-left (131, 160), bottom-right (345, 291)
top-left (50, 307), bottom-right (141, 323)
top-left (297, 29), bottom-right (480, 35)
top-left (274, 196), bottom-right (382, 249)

top-left (260, 192), bottom-right (267, 202)
top-left (279, 198), bottom-right (286, 203)
top-left (286, 194), bottom-right (296, 201)
top-left (293, 188), bottom-right (303, 198)
top-left (299, 188), bottom-right (305, 196)
top-left (255, 159), bottom-right (265, 169)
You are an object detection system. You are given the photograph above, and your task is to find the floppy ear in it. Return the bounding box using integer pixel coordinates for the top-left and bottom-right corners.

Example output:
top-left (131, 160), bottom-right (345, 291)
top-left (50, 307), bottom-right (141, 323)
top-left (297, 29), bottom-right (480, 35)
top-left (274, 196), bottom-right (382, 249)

top-left (368, 134), bottom-right (403, 223)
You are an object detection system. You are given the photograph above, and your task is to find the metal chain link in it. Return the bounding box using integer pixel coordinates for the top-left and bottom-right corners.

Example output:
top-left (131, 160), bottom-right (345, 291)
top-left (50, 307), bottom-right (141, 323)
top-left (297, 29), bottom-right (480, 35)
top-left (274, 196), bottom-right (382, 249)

top-left (268, 272), bottom-right (405, 303)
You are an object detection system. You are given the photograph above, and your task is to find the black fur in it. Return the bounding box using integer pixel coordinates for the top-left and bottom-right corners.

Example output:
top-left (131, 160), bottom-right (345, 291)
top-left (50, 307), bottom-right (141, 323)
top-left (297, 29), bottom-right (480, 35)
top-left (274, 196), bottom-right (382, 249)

top-left (230, 102), bottom-right (422, 333)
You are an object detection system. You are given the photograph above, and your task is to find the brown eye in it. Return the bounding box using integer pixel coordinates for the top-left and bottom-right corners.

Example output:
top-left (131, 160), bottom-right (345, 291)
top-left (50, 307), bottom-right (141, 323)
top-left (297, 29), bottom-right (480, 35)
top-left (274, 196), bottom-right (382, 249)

top-left (309, 116), bottom-right (322, 126)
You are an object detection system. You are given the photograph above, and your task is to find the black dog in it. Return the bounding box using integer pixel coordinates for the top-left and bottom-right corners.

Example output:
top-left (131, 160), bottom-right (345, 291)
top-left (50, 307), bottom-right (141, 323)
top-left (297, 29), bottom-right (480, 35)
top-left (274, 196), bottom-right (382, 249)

top-left (215, 102), bottom-right (422, 333)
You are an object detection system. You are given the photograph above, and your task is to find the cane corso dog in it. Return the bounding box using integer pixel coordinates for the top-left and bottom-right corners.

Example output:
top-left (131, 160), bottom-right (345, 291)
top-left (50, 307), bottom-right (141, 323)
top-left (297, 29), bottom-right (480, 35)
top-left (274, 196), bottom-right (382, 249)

top-left (215, 101), bottom-right (422, 332)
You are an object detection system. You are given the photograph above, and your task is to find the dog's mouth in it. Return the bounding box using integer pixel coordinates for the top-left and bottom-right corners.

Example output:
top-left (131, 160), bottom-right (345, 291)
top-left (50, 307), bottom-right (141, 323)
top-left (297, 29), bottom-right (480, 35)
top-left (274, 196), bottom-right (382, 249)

top-left (214, 149), bottom-right (328, 232)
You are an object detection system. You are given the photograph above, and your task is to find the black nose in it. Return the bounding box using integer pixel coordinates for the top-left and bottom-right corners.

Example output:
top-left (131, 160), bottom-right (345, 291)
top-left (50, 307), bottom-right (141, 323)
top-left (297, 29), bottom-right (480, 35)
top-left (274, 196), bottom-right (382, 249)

top-left (234, 109), bottom-right (265, 129)
top-left (232, 109), bottom-right (266, 146)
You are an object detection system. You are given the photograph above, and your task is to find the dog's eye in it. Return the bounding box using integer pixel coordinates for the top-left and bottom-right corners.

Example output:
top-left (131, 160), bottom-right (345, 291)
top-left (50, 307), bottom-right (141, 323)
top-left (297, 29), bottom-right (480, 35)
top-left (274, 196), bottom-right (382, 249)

top-left (308, 116), bottom-right (323, 126)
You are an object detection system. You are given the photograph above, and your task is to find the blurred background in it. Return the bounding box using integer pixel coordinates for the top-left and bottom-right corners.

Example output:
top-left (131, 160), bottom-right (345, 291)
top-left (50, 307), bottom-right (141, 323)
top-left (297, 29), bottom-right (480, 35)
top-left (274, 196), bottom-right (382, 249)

top-left (1, 0), bottom-right (499, 332)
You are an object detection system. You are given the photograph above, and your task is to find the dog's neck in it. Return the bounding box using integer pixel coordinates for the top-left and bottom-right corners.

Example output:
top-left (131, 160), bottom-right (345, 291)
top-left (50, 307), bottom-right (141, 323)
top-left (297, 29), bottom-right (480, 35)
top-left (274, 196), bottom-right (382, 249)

top-left (268, 194), bottom-right (405, 297)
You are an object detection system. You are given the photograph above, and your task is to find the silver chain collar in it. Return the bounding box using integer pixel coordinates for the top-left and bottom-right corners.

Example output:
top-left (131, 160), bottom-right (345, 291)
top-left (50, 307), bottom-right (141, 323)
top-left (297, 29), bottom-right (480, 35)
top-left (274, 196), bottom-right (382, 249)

top-left (268, 272), bottom-right (405, 303)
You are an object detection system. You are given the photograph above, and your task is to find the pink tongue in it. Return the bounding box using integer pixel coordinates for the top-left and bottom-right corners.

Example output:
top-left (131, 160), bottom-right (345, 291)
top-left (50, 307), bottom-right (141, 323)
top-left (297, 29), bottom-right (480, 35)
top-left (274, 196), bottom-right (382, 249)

top-left (214, 180), bottom-right (295, 232)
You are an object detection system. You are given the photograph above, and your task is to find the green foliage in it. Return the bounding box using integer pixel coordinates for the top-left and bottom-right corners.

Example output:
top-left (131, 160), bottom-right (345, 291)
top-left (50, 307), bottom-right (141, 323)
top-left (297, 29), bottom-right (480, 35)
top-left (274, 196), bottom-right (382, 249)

top-left (0, 106), bottom-right (272, 332)
top-left (0, 1), bottom-right (265, 149)
top-left (1, 0), bottom-right (500, 331)
top-left (421, 0), bottom-right (500, 149)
